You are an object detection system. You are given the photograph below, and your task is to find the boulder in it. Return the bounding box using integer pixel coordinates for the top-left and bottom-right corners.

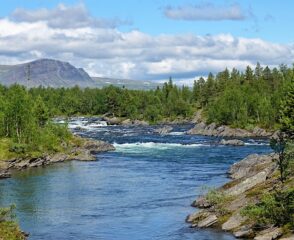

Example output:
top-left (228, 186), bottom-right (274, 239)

top-left (82, 139), bottom-right (115, 153)
top-left (254, 227), bottom-right (282, 240)
top-left (222, 212), bottom-right (247, 231)
top-left (102, 116), bottom-right (121, 125)
top-left (132, 120), bottom-right (149, 126)
top-left (187, 122), bottom-right (207, 135)
top-left (121, 119), bottom-right (132, 125)
top-left (234, 225), bottom-right (254, 238)
top-left (279, 236), bottom-right (294, 240)
top-left (0, 169), bottom-right (11, 178)
top-left (253, 127), bottom-right (272, 137)
top-left (197, 214), bottom-right (218, 228)
top-left (192, 196), bottom-right (211, 208)
top-left (191, 111), bottom-right (203, 124)
top-left (224, 170), bottom-right (270, 196)
top-left (220, 139), bottom-right (245, 146)
top-left (228, 154), bottom-right (275, 180)
top-left (154, 126), bottom-right (173, 135)
top-left (186, 210), bottom-right (208, 223)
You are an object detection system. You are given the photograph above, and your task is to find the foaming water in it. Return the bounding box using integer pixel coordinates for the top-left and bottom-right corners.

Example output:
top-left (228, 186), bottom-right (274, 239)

top-left (0, 119), bottom-right (272, 240)
top-left (113, 142), bottom-right (209, 153)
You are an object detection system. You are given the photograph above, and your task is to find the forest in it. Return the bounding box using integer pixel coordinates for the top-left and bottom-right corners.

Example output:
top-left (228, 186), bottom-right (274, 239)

top-left (25, 62), bottom-right (293, 129)
top-left (0, 63), bottom-right (292, 157)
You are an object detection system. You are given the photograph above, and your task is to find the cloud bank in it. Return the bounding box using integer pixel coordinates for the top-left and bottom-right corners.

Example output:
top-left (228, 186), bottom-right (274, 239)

top-left (0, 3), bottom-right (293, 84)
top-left (164, 3), bottom-right (247, 21)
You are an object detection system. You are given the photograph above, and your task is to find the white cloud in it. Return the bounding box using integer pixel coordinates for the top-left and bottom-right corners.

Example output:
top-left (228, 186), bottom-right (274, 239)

top-left (0, 3), bottom-right (293, 84)
top-left (164, 3), bottom-right (247, 21)
top-left (11, 3), bottom-right (129, 29)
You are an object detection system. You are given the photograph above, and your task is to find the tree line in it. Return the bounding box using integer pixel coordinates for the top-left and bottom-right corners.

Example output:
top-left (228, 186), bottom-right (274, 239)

top-left (25, 62), bottom-right (293, 129)
top-left (0, 62), bottom-right (293, 155)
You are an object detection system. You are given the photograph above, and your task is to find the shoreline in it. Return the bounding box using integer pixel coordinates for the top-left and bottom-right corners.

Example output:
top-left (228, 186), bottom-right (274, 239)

top-left (0, 136), bottom-right (115, 180)
top-left (186, 153), bottom-right (294, 239)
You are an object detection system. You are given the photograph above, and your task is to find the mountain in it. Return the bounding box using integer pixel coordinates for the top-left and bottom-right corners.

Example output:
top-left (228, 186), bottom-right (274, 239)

top-left (0, 59), bottom-right (161, 89)
top-left (0, 59), bottom-right (96, 88)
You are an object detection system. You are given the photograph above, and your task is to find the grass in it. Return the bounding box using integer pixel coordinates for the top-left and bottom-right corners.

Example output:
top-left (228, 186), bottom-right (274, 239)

top-left (0, 138), bottom-right (18, 161)
top-left (0, 221), bottom-right (26, 240)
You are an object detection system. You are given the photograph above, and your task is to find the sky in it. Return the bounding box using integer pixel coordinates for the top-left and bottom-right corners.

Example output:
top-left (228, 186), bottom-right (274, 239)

top-left (0, 0), bottom-right (293, 84)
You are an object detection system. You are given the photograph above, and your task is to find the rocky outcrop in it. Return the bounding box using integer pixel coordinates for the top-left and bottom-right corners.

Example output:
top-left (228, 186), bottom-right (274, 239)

top-left (0, 138), bottom-right (115, 178)
top-left (154, 126), bottom-right (173, 135)
top-left (228, 154), bottom-right (275, 180)
top-left (186, 211), bottom-right (218, 228)
top-left (103, 117), bottom-right (149, 126)
top-left (186, 153), bottom-right (290, 239)
top-left (220, 139), bottom-right (245, 146)
top-left (187, 122), bottom-right (272, 138)
top-left (254, 227), bottom-right (282, 240)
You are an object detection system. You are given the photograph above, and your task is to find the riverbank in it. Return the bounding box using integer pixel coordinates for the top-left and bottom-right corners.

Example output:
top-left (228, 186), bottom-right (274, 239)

top-left (186, 153), bottom-right (294, 239)
top-left (0, 135), bottom-right (115, 239)
top-left (0, 136), bottom-right (115, 179)
top-left (100, 114), bottom-right (276, 138)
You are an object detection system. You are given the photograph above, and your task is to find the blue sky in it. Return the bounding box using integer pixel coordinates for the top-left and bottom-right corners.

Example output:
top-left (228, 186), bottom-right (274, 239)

top-left (0, 0), bottom-right (293, 83)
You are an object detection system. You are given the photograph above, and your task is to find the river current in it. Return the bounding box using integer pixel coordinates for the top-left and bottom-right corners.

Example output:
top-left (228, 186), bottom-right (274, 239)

top-left (0, 118), bottom-right (271, 240)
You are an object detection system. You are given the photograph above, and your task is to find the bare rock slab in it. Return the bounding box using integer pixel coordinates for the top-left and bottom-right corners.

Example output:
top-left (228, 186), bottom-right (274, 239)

top-left (254, 227), bottom-right (282, 240)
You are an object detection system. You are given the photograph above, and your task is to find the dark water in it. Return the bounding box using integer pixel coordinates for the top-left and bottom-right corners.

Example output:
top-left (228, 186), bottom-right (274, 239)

top-left (0, 120), bottom-right (271, 240)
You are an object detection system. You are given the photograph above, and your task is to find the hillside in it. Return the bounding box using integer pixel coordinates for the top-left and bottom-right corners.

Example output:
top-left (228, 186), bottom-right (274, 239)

top-left (0, 59), bottom-right (161, 89)
top-left (0, 59), bottom-right (96, 88)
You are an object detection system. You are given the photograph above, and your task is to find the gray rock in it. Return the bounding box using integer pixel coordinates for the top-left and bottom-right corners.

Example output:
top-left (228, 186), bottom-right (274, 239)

top-left (187, 122), bottom-right (207, 135)
top-left (228, 154), bottom-right (275, 180)
top-left (132, 120), bottom-right (149, 126)
top-left (0, 169), bottom-right (11, 178)
top-left (103, 116), bottom-right (121, 125)
top-left (192, 196), bottom-right (212, 208)
top-left (234, 226), bottom-right (254, 238)
top-left (155, 126), bottom-right (173, 135)
top-left (222, 212), bottom-right (247, 231)
top-left (121, 119), bottom-right (132, 125)
top-left (220, 139), bottom-right (245, 146)
top-left (279, 236), bottom-right (294, 240)
top-left (187, 122), bottom-right (272, 137)
top-left (186, 210), bottom-right (208, 223)
top-left (254, 227), bottom-right (282, 240)
top-left (224, 170), bottom-right (270, 196)
top-left (253, 127), bottom-right (272, 137)
top-left (197, 214), bottom-right (218, 228)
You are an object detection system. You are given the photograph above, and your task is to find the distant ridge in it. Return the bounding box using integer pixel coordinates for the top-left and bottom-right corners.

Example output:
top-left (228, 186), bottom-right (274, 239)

top-left (0, 59), bottom-right (95, 88)
top-left (0, 59), bottom-right (161, 89)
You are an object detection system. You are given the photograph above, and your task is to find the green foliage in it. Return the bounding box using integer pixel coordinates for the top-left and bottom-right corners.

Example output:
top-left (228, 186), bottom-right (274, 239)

top-left (0, 205), bottom-right (16, 222)
top-left (0, 84), bottom-right (73, 158)
top-left (280, 79), bottom-right (294, 138)
top-left (242, 188), bottom-right (294, 228)
top-left (0, 205), bottom-right (25, 240)
top-left (205, 189), bottom-right (232, 215)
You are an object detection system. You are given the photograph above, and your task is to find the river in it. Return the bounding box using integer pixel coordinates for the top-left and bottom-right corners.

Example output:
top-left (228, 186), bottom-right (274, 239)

top-left (0, 118), bottom-right (271, 239)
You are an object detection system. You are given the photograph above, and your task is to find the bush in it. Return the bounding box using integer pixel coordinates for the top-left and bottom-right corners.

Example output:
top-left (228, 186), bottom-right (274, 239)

top-left (242, 188), bottom-right (294, 228)
top-left (9, 143), bottom-right (28, 154)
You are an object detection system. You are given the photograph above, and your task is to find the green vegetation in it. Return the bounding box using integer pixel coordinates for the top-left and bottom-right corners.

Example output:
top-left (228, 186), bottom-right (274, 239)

top-left (0, 205), bottom-right (25, 240)
top-left (242, 188), bottom-right (294, 230)
top-left (23, 63), bottom-right (292, 128)
top-left (0, 85), bottom-right (73, 160)
top-left (205, 188), bottom-right (233, 216)
top-left (243, 79), bottom-right (294, 231)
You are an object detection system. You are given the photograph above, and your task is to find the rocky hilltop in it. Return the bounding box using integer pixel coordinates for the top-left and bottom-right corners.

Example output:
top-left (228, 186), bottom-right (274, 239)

top-left (186, 153), bottom-right (294, 239)
top-left (0, 59), bottom-right (96, 88)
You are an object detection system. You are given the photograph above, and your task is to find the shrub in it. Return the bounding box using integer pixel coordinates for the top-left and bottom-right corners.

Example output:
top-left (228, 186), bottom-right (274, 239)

top-left (242, 188), bottom-right (294, 228)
